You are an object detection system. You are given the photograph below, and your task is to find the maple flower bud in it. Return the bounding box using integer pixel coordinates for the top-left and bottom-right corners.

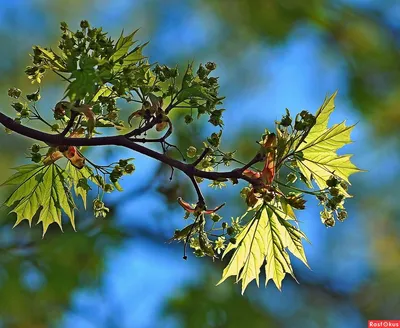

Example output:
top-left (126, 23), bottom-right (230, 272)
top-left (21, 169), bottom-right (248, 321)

top-left (263, 191), bottom-right (275, 202)
top-left (119, 159), bottom-right (128, 167)
top-left (12, 102), bottom-right (25, 112)
top-left (207, 131), bottom-right (222, 148)
top-left (80, 20), bottom-right (89, 29)
top-left (31, 144), bottom-right (41, 153)
top-left (286, 193), bottom-right (306, 210)
top-left (205, 62), bottom-right (216, 71)
top-left (329, 187), bottom-right (340, 197)
top-left (20, 109), bottom-right (30, 118)
top-left (124, 164), bottom-right (135, 174)
top-left (31, 152), bottom-right (41, 163)
top-left (222, 222), bottom-right (228, 229)
top-left (104, 184), bottom-right (114, 193)
top-left (340, 181), bottom-right (348, 191)
top-left (227, 227), bottom-right (234, 236)
top-left (26, 90), bottom-right (41, 102)
top-left (229, 237), bottom-right (237, 244)
top-left (337, 210), bottom-right (348, 222)
top-left (93, 199), bottom-right (104, 210)
top-left (186, 146), bottom-right (197, 158)
top-left (321, 210), bottom-right (335, 227)
top-left (326, 176), bottom-right (339, 187)
top-left (8, 87), bottom-right (21, 99)
top-left (211, 214), bottom-right (221, 222)
top-left (184, 115), bottom-right (193, 124)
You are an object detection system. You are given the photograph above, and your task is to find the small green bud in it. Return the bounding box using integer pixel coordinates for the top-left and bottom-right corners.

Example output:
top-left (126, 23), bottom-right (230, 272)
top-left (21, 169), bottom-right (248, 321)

top-left (26, 90), bottom-right (41, 102)
top-left (320, 210), bottom-right (335, 227)
top-left (60, 22), bottom-right (68, 31)
top-left (323, 216), bottom-right (335, 227)
top-left (75, 31), bottom-right (84, 39)
top-left (119, 159), bottom-right (128, 167)
top-left (286, 193), bottom-right (306, 210)
top-left (94, 175), bottom-right (105, 187)
top-left (104, 184), bottom-right (114, 193)
top-left (211, 214), bottom-right (221, 222)
top-left (201, 160), bottom-right (211, 169)
top-left (294, 121), bottom-right (307, 131)
top-left (184, 115), bottom-right (193, 124)
top-left (20, 109), bottom-right (30, 118)
top-left (80, 20), bottom-right (89, 29)
top-left (197, 64), bottom-right (208, 79)
top-left (337, 210), bottom-right (348, 222)
top-left (326, 176), bottom-right (340, 187)
top-left (240, 187), bottom-right (251, 199)
top-left (195, 176), bottom-right (204, 183)
top-left (8, 87), bottom-right (22, 99)
top-left (205, 62), bottom-right (216, 71)
top-left (125, 163), bottom-right (135, 174)
top-left (12, 102), bottom-right (25, 112)
top-left (226, 227), bottom-right (234, 235)
top-left (31, 152), bottom-right (41, 163)
top-left (186, 146), bottom-right (197, 158)
top-left (330, 187), bottom-right (340, 197)
top-left (280, 115), bottom-right (292, 127)
top-left (208, 77), bottom-right (218, 85)
top-left (77, 178), bottom-right (91, 191)
top-left (340, 181), bottom-right (348, 191)
top-left (169, 68), bottom-right (178, 78)
top-left (221, 222), bottom-right (228, 229)
top-left (194, 249), bottom-right (205, 257)
top-left (207, 131), bottom-right (222, 148)
top-left (93, 199), bottom-right (104, 210)
top-left (31, 144), bottom-right (40, 153)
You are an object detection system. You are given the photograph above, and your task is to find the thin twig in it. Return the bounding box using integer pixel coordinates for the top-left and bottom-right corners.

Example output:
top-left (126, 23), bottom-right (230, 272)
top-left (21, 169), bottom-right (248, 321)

top-left (192, 148), bottom-right (211, 167)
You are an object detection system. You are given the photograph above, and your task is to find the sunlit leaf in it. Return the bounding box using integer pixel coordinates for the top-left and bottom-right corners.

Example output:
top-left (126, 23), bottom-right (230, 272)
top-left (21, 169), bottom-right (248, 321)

top-left (65, 163), bottom-right (94, 209)
top-left (3, 164), bottom-right (76, 235)
top-left (218, 204), bottom-right (308, 293)
top-left (110, 29), bottom-right (139, 62)
top-left (295, 92), bottom-right (363, 189)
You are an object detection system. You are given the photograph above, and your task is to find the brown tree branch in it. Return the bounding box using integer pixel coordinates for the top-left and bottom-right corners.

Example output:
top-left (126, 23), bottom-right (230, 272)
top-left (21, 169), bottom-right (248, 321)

top-left (0, 111), bottom-right (261, 200)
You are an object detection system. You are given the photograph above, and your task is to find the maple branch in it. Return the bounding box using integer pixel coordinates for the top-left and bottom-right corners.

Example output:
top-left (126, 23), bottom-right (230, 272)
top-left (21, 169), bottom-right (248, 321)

top-left (0, 112), bottom-right (260, 190)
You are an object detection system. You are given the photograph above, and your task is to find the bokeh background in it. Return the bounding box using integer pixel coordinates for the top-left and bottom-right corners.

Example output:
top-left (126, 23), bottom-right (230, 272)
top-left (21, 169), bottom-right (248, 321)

top-left (0, 0), bottom-right (399, 327)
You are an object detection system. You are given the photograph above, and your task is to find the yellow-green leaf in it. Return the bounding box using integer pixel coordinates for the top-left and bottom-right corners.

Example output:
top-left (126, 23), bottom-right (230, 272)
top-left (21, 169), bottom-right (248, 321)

top-left (65, 163), bottom-right (94, 209)
top-left (110, 29), bottom-right (139, 62)
top-left (218, 205), bottom-right (308, 293)
top-left (296, 92), bottom-right (363, 189)
top-left (3, 164), bottom-right (76, 236)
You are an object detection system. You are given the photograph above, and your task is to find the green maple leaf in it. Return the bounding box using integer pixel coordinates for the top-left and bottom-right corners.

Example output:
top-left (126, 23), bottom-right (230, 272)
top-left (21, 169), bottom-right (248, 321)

top-left (110, 29), bottom-right (141, 63)
top-left (65, 163), bottom-right (93, 209)
top-left (217, 204), bottom-right (309, 293)
top-left (2, 164), bottom-right (76, 236)
top-left (295, 92), bottom-right (363, 190)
